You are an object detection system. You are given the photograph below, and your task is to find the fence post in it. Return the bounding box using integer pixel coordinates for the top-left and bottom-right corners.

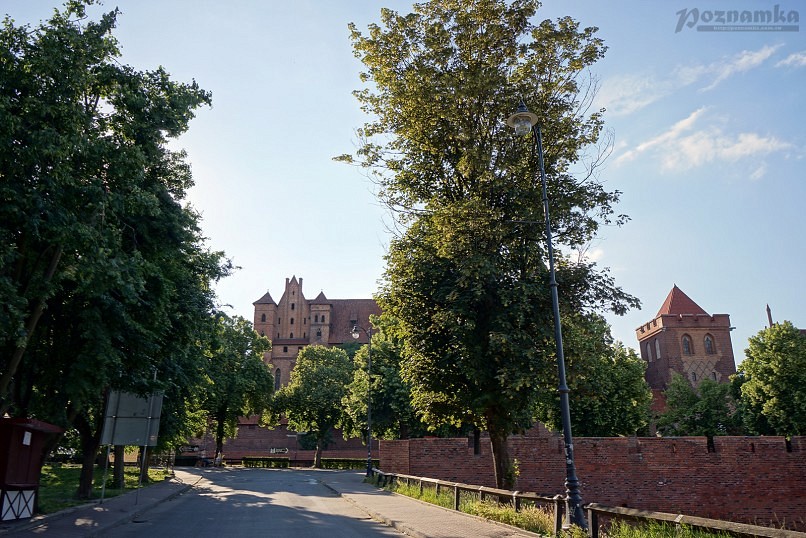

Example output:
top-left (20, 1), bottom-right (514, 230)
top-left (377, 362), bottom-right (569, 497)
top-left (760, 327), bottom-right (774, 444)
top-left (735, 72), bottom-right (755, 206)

top-left (587, 507), bottom-right (598, 538)
top-left (418, 479), bottom-right (423, 496)
top-left (553, 495), bottom-right (564, 537)
top-left (453, 485), bottom-right (460, 511)
top-left (513, 492), bottom-right (521, 512)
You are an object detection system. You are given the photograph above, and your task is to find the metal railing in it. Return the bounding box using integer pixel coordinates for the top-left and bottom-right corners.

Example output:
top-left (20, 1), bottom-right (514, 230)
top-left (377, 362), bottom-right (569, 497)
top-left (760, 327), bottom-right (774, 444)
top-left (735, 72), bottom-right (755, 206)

top-left (374, 470), bottom-right (806, 538)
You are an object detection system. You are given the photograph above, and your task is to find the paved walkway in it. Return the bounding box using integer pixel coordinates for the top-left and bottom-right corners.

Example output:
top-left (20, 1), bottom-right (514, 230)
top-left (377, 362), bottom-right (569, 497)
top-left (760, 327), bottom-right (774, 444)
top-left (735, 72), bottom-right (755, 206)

top-left (0, 468), bottom-right (539, 537)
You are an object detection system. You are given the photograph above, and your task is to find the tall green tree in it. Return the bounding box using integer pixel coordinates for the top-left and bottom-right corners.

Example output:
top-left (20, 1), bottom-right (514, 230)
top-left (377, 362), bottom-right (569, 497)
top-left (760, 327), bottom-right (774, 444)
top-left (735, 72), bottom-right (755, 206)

top-left (535, 314), bottom-right (651, 437)
top-left (657, 373), bottom-right (742, 437)
top-left (267, 346), bottom-right (354, 468)
top-left (343, 0), bottom-right (638, 488)
top-left (738, 321), bottom-right (806, 436)
top-left (342, 321), bottom-right (425, 441)
top-left (201, 314), bottom-right (273, 461)
top-left (0, 1), bottom-right (226, 497)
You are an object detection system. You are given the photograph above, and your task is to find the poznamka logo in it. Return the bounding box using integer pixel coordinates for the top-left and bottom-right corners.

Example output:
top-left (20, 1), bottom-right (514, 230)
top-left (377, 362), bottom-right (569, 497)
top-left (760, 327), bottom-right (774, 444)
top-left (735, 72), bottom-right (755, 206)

top-left (675, 5), bottom-right (800, 32)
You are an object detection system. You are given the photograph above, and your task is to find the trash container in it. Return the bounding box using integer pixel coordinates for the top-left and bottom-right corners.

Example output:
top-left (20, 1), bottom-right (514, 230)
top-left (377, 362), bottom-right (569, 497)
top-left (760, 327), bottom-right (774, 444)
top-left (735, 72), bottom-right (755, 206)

top-left (0, 418), bottom-right (63, 521)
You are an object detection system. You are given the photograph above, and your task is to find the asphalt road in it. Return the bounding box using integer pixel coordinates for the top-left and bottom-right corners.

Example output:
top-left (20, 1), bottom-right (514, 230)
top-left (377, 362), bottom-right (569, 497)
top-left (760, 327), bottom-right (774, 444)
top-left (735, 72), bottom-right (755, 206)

top-left (103, 468), bottom-right (404, 537)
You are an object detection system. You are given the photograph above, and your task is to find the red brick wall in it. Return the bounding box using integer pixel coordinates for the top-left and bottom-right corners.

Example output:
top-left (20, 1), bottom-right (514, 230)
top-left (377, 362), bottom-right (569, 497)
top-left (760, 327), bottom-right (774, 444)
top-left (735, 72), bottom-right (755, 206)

top-left (379, 434), bottom-right (806, 530)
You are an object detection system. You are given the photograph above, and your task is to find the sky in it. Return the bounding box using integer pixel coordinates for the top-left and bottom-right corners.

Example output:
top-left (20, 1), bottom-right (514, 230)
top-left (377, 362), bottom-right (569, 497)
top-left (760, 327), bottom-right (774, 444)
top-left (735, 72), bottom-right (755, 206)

top-left (4, 1), bottom-right (804, 363)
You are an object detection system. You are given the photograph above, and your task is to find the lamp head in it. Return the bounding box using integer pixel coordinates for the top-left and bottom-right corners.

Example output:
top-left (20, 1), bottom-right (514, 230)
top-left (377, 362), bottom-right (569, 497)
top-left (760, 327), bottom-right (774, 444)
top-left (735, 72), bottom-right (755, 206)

top-left (506, 101), bottom-right (538, 137)
top-left (351, 326), bottom-right (360, 340)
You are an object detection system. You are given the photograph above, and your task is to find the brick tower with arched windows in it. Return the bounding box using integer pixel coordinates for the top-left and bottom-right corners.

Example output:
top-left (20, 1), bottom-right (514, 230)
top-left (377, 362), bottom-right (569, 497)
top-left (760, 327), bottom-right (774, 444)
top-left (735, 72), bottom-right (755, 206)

top-left (635, 285), bottom-right (737, 410)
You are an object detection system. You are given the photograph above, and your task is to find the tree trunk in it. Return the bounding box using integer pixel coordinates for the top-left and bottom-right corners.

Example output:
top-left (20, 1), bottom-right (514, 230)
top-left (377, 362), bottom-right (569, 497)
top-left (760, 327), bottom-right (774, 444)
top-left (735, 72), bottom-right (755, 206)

top-left (0, 246), bottom-right (63, 414)
top-left (215, 413), bottom-right (226, 465)
top-left (75, 416), bottom-right (100, 499)
top-left (487, 420), bottom-right (514, 490)
top-left (313, 438), bottom-right (323, 468)
top-left (113, 445), bottom-right (125, 488)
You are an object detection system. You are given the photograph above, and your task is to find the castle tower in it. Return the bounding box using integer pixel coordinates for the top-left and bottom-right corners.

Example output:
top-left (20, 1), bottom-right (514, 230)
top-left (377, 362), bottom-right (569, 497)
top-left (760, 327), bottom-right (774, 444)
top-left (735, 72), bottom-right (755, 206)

top-left (252, 277), bottom-right (380, 390)
top-left (636, 285), bottom-right (736, 396)
top-left (309, 291), bottom-right (333, 344)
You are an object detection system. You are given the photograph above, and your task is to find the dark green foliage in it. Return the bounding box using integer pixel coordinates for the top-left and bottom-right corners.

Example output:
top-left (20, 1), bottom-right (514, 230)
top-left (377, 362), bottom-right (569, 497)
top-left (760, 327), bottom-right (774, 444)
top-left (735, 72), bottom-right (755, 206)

top-left (657, 373), bottom-right (743, 437)
top-left (535, 314), bottom-right (652, 437)
top-left (0, 1), bottom-right (227, 498)
top-left (738, 321), bottom-right (806, 436)
top-left (266, 346), bottom-right (354, 468)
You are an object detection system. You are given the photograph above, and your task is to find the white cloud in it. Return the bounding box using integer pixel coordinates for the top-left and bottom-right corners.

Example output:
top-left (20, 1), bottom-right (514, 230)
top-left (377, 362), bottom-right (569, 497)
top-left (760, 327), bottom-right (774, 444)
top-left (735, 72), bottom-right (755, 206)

top-left (700, 44), bottom-right (783, 91)
top-left (614, 108), bottom-right (792, 173)
top-left (600, 45), bottom-right (783, 115)
top-left (776, 51), bottom-right (806, 67)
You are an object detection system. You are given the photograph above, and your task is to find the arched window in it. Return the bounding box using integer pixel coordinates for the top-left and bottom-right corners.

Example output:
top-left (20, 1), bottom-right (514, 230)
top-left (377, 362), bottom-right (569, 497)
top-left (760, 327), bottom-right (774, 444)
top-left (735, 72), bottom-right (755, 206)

top-left (316, 328), bottom-right (322, 339)
top-left (290, 332), bottom-right (294, 338)
top-left (315, 314), bottom-right (319, 322)
top-left (274, 369), bottom-right (281, 391)
top-left (260, 330), bottom-right (265, 336)
top-left (291, 303), bottom-right (295, 310)
top-left (290, 318), bottom-right (294, 325)
top-left (711, 372), bottom-right (717, 381)
top-left (646, 342), bottom-right (653, 361)
top-left (704, 335), bottom-right (715, 354)
top-left (261, 313), bottom-right (266, 322)
top-left (682, 335), bottom-right (692, 355)
top-left (692, 372), bottom-right (698, 382)
top-left (321, 315), bottom-right (326, 323)
top-left (655, 339), bottom-right (661, 359)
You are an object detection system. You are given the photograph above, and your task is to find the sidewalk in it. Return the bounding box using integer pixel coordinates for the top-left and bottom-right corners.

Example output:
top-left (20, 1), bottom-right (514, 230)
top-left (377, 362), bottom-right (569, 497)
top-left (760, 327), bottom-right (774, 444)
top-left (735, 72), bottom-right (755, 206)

top-left (0, 468), bottom-right (539, 537)
top-left (0, 470), bottom-right (200, 537)
top-left (318, 470), bottom-right (541, 538)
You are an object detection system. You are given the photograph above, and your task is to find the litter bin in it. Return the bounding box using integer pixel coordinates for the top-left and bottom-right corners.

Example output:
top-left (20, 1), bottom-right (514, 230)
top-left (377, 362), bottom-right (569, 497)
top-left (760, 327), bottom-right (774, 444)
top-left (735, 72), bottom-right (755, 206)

top-left (0, 418), bottom-right (63, 521)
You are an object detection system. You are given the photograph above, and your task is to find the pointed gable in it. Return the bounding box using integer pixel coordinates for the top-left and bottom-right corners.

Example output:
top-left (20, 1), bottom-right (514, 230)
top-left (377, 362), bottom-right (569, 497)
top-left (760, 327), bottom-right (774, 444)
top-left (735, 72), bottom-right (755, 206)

top-left (310, 291), bottom-right (330, 305)
top-left (656, 285), bottom-right (708, 317)
top-left (253, 291), bottom-right (276, 305)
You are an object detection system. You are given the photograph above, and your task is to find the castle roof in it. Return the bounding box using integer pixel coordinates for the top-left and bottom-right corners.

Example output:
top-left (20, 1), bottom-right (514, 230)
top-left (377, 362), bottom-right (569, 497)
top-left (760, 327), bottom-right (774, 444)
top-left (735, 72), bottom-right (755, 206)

top-left (310, 291), bottom-right (330, 305)
top-left (253, 291), bottom-right (276, 305)
top-left (328, 299), bottom-right (381, 345)
top-left (656, 285), bottom-right (708, 317)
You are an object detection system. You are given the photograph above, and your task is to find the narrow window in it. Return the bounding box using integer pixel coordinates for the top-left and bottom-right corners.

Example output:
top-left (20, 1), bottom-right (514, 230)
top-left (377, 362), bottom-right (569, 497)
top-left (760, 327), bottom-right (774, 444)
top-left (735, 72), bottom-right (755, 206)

top-left (316, 329), bottom-right (322, 338)
top-left (291, 303), bottom-right (295, 310)
top-left (321, 315), bottom-right (326, 323)
top-left (646, 342), bottom-right (653, 361)
top-left (682, 336), bottom-right (692, 355)
top-left (704, 335), bottom-right (715, 354)
top-left (274, 369), bottom-right (281, 391)
top-left (655, 339), bottom-right (661, 359)
top-left (315, 314), bottom-right (319, 322)
top-left (711, 372), bottom-right (717, 381)
top-left (290, 332), bottom-right (294, 338)
top-left (283, 346), bottom-right (288, 353)
top-left (290, 318), bottom-right (294, 325)
top-left (261, 313), bottom-right (266, 322)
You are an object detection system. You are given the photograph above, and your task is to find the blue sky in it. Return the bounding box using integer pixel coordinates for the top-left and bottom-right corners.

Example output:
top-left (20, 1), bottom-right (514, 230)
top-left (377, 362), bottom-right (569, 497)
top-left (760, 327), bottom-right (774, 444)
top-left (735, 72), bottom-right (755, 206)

top-left (4, 1), bottom-right (804, 362)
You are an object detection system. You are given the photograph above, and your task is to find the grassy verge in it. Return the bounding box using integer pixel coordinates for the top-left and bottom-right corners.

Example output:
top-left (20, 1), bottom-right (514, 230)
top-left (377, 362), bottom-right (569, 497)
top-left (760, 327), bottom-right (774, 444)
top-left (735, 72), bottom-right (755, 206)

top-left (372, 477), bottom-right (732, 538)
top-left (37, 464), bottom-right (172, 514)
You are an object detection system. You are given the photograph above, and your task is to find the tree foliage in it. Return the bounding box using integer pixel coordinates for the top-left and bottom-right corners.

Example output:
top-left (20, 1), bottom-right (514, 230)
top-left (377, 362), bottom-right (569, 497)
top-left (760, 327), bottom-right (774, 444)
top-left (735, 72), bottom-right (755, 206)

top-left (657, 373), bottom-right (742, 437)
top-left (266, 346), bottom-right (354, 467)
top-left (0, 1), bottom-right (227, 498)
top-left (201, 314), bottom-right (273, 460)
top-left (344, 0), bottom-right (638, 488)
top-left (738, 321), bottom-right (806, 436)
top-left (342, 319), bottom-right (426, 441)
top-left (535, 314), bottom-right (651, 437)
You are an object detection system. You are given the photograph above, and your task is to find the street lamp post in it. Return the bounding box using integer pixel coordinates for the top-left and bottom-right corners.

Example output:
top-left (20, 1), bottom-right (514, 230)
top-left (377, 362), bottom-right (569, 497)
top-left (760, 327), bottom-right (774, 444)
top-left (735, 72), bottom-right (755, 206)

top-left (507, 100), bottom-right (587, 529)
top-left (351, 324), bottom-right (373, 477)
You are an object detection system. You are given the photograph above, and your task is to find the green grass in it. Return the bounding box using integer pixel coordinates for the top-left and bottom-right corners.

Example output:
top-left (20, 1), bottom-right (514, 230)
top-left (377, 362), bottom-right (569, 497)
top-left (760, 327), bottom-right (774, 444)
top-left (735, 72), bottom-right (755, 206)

top-left (606, 520), bottom-right (733, 538)
top-left (37, 464), bottom-right (172, 514)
